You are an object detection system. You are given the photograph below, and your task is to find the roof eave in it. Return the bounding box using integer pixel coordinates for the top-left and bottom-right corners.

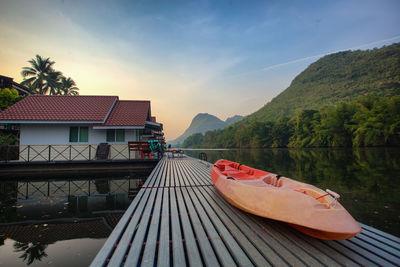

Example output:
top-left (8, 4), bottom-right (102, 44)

top-left (92, 126), bottom-right (145, 129)
top-left (0, 120), bottom-right (104, 124)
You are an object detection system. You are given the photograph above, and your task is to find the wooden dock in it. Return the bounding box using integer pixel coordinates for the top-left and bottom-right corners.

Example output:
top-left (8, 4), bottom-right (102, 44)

top-left (91, 156), bottom-right (400, 266)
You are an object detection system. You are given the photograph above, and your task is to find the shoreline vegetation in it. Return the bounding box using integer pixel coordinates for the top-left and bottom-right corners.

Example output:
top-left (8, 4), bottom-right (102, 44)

top-left (182, 95), bottom-right (400, 148)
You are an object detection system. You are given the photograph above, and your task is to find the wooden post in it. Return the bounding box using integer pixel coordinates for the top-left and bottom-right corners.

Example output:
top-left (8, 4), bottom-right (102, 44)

top-left (48, 145), bottom-right (51, 161)
top-left (89, 145), bottom-right (91, 161)
top-left (27, 145), bottom-right (30, 162)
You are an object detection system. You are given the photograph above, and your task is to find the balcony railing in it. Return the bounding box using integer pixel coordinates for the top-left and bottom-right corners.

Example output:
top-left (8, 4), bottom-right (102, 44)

top-left (0, 143), bottom-right (161, 162)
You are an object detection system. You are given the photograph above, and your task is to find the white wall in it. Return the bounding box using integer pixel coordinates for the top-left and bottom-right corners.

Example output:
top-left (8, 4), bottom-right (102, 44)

top-left (20, 124), bottom-right (70, 145)
top-left (20, 124), bottom-right (140, 145)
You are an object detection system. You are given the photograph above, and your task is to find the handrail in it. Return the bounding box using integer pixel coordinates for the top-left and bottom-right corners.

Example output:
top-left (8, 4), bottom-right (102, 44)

top-left (0, 143), bottom-right (156, 162)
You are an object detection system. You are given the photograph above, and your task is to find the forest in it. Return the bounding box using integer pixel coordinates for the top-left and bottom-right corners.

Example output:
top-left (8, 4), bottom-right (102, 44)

top-left (247, 43), bottom-right (400, 122)
top-left (182, 95), bottom-right (400, 148)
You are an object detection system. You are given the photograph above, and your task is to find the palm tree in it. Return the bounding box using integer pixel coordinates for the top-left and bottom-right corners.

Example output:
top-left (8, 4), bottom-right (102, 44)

top-left (14, 241), bottom-right (48, 265)
top-left (20, 55), bottom-right (61, 95)
top-left (59, 76), bottom-right (79, 95)
top-left (43, 70), bottom-right (63, 95)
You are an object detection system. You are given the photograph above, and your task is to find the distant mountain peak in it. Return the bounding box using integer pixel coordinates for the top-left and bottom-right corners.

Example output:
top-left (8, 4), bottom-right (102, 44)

top-left (169, 113), bottom-right (243, 146)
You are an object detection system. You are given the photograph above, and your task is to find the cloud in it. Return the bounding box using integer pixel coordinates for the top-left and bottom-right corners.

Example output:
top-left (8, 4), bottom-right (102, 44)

top-left (232, 34), bottom-right (400, 78)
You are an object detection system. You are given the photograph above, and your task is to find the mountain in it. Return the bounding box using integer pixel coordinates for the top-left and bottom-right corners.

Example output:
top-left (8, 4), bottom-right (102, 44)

top-left (169, 113), bottom-right (243, 146)
top-left (225, 115), bottom-right (243, 125)
top-left (247, 43), bottom-right (400, 122)
top-left (181, 43), bottom-right (400, 148)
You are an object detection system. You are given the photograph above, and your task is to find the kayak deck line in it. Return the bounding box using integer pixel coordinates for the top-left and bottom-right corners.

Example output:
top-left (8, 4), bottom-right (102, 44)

top-left (91, 155), bottom-right (400, 267)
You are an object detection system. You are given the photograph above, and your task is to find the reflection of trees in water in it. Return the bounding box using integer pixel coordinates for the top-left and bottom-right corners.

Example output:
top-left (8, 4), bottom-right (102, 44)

top-left (14, 241), bottom-right (48, 265)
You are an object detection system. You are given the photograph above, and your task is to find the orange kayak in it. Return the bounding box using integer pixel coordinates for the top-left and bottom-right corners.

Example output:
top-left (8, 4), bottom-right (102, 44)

top-left (211, 159), bottom-right (361, 240)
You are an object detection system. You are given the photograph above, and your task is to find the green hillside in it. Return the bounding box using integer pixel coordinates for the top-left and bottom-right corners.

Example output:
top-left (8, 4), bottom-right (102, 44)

top-left (182, 43), bottom-right (400, 148)
top-left (248, 43), bottom-right (400, 122)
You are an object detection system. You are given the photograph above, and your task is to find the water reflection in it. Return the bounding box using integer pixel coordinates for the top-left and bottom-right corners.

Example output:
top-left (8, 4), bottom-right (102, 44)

top-left (14, 242), bottom-right (48, 265)
top-left (0, 175), bottom-right (146, 266)
top-left (184, 148), bottom-right (400, 237)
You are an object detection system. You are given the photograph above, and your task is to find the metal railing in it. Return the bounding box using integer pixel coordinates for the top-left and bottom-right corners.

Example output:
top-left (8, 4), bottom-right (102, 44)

top-left (8, 178), bottom-right (147, 199)
top-left (0, 144), bottom-right (158, 162)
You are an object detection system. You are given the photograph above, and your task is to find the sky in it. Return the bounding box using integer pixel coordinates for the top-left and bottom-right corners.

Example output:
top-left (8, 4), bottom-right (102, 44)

top-left (1, 0), bottom-right (399, 140)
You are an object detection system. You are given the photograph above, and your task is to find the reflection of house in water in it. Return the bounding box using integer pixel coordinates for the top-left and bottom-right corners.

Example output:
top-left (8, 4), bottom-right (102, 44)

top-left (0, 213), bottom-right (122, 265)
top-left (0, 177), bottom-right (143, 249)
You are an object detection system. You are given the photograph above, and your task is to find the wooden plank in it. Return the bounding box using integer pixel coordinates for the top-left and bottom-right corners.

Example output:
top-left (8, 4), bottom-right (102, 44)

top-left (264, 218), bottom-right (348, 266)
top-left (179, 160), bottom-right (196, 186)
top-left (182, 160), bottom-right (202, 186)
top-left (360, 223), bottom-right (400, 243)
top-left (172, 160), bottom-right (180, 187)
top-left (190, 187), bottom-right (255, 266)
top-left (90, 158), bottom-right (163, 267)
top-left (151, 157), bottom-right (166, 188)
top-left (183, 158), bottom-right (213, 185)
top-left (349, 237), bottom-right (400, 265)
top-left (157, 188), bottom-right (170, 267)
top-left (125, 187), bottom-right (159, 266)
top-left (180, 187), bottom-right (220, 267)
top-left (176, 160), bottom-right (186, 187)
top-left (185, 186), bottom-right (237, 267)
top-left (165, 158), bottom-right (170, 187)
top-left (175, 161), bottom-right (188, 186)
top-left (360, 228), bottom-right (400, 250)
top-left (175, 187), bottom-right (203, 266)
top-left (319, 239), bottom-right (379, 266)
top-left (168, 159), bottom-right (174, 187)
top-left (177, 160), bottom-right (195, 186)
top-left (272, 221), bottom-right (361, 267)
top-left (89, 188), bottom-right (146, 267)
top-left (170, 188), bottom-right (186, 266)
top-left (142, 157), bottom-right (164, 188)
top-left (141, 188), bottom-right (164, 266)
top-left (190, 160), bottom-right (210, 185)
top-left (355, 233), bottom-right (400, 256)
top-left (108, 188), bottom-right (152, 266)
top-left (203, 186), bottom-right (306, 266)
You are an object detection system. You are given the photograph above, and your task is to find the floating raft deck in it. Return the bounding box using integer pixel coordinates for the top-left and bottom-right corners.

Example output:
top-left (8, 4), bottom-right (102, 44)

top-left (91, 156), bottom-right (400, 267)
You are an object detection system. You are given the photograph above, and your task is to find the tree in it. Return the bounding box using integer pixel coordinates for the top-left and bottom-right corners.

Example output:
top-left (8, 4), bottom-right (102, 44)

top-left (0, 88), bottom-right (23, 111)
top-left (14, 241), bottom-right (48, 265)
top-left (21, 55), bottom-right (60, 94)
top-left (20, 55), bottom-right (79, 95)
top-left (59, 76), bottom-right (79, 95)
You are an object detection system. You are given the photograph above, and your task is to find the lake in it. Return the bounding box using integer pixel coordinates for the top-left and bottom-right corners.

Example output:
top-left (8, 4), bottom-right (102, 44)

top-left (183, 147), bottom-right (400, 237)
top-left (0, 175), bottom-right (147, 267)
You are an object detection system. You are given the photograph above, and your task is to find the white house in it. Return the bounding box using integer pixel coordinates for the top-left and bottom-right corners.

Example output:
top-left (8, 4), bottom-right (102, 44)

top-left (0, 95), bottom-right (164, 161)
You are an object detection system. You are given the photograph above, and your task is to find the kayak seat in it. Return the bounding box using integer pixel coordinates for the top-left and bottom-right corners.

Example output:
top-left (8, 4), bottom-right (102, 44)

top-left (237, 175), bottom-right (282, 187)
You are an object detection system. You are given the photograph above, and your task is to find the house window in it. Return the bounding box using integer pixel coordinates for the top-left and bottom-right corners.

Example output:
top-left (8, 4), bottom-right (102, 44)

top-left (106, 129), bottom-right (125, 142)
top-left (69, 127), bottom-right (89, 142)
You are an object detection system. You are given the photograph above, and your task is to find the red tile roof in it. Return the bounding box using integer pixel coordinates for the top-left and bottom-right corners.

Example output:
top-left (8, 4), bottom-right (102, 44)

top-left (0, 95), bottom-right (118, 122)
top-left (96, 100), bottom-right (150, 127)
